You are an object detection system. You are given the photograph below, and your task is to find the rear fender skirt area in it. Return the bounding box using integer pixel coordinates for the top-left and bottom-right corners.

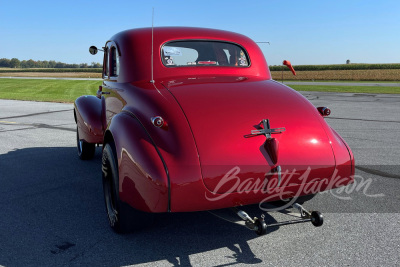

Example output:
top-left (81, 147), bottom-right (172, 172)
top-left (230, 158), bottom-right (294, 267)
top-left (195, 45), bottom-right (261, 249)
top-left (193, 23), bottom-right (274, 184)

top-left (107, 111), bottom-right (170, 213)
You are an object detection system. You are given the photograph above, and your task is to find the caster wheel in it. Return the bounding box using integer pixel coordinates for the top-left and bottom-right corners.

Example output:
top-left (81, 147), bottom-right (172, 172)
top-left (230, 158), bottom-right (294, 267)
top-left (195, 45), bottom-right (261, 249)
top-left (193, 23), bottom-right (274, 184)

top-left (311, 211), bottom-right (323, 227)
top-left (255, 219), bottom-right (267, 236)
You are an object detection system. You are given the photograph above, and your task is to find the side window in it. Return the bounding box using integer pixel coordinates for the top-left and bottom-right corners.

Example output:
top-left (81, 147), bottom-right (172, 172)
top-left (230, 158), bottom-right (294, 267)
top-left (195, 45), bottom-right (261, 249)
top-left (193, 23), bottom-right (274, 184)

top-left (103, 47), bottom-right (109, 77)
top-left (110, 47), bottom-right (119, 77)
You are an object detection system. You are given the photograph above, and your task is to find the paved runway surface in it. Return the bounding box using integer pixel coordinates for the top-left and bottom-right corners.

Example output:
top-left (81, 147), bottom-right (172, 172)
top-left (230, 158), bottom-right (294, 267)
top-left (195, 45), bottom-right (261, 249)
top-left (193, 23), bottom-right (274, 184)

top-left (0, 92), bottom-right (399, 266)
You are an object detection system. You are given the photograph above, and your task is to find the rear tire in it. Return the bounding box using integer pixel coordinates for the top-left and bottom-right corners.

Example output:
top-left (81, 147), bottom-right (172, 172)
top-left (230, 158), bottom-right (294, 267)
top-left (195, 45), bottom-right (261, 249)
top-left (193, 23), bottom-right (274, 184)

top-left (102, 143), bottom-right (153, 233)
top-left (77, 127), bottom-right (95, 160)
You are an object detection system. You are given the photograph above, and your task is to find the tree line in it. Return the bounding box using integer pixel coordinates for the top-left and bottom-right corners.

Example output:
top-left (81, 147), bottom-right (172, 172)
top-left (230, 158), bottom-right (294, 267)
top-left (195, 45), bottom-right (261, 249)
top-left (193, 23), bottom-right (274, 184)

top-left (0, 58), bottom-right (102, 69)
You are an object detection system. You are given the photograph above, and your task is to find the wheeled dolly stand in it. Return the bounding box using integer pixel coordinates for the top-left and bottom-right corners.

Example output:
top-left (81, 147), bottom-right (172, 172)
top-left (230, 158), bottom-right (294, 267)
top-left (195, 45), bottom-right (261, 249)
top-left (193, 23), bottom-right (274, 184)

top-left (233, 203), bottom-right (324, 236)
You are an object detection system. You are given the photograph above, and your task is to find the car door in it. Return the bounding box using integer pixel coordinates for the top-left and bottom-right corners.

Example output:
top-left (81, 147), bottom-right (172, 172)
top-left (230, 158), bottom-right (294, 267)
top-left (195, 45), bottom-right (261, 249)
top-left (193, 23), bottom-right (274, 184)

top-left (102, 42), bottom-right (124, 127)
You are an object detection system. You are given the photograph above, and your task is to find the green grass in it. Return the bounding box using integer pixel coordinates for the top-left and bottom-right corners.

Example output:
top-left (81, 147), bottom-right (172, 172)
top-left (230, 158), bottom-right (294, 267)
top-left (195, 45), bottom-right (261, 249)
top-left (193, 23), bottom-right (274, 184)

top-left (0, 78), bottom-right (100, 102)
top-left (290, 84), bottom-right (400, 94)
top-left (1, 78), bottom-right (399, 103)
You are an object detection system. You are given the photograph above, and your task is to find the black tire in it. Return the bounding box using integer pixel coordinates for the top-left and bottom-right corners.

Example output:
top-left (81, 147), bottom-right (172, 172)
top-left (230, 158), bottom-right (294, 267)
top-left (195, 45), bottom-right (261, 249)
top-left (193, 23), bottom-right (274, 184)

top-left (311, 211), bottom-right (323, 227)
top-left (77, 127), bottom-right (95, 160)
top-left (255, 218), bottom-right (267, 236)
top-left (102, 143), bottom-right (154, 233)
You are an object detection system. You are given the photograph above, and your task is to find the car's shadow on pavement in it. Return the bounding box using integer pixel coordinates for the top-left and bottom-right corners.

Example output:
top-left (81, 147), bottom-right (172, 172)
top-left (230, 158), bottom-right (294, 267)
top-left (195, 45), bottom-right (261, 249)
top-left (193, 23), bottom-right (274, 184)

top-left (0, 147), bottom-right (280, 266)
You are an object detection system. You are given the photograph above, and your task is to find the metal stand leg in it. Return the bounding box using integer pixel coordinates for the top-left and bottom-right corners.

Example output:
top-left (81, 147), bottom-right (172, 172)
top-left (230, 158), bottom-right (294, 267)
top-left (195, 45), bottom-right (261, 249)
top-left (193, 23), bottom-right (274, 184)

top-left (233, 203), bottom-right (324, 236)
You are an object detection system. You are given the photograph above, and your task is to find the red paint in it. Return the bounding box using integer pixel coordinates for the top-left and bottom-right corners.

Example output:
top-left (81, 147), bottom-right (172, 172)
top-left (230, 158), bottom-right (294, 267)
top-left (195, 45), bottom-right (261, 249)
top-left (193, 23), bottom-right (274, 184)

top-left (74, 27), bottom-right (354, 213)
top-left (74, 95), bottom-right (104, 144)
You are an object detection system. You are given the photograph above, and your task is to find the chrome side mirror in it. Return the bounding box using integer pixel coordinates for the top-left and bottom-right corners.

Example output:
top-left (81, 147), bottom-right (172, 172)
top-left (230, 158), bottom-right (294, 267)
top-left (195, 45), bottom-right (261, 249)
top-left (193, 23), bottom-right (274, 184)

top-left (89, 46), bottom-right (98, 55)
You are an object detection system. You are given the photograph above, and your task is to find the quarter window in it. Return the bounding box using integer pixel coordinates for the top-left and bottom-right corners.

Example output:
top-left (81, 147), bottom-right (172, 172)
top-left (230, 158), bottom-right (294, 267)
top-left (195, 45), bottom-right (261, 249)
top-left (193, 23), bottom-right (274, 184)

top-left (110, 47), bottom-right (119, 77)
top-left (103, 48), bottom-right (109, 77)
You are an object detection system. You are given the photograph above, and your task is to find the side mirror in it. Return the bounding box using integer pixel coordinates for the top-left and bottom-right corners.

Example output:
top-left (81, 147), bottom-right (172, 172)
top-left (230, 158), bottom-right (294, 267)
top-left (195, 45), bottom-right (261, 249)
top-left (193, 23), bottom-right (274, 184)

top-left (89, 46), bottom-right (98, 55)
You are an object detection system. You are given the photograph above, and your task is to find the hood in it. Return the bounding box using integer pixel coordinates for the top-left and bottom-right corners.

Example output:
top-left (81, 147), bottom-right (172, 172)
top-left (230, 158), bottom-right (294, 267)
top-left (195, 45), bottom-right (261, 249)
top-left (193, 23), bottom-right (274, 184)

top-left (163, 76), bottom-right (336, 194)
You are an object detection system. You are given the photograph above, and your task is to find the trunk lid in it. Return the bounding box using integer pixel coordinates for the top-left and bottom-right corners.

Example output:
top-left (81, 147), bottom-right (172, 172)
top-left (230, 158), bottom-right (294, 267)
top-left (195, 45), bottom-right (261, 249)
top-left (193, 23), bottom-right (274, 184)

top-left (163, 76), bottom-right (335, 194)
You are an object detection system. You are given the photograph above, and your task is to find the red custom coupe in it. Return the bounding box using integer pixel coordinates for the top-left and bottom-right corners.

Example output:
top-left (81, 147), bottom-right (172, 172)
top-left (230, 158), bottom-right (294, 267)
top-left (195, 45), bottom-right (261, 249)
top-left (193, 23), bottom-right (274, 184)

top-left (74, 27), bottom-right (354, 235)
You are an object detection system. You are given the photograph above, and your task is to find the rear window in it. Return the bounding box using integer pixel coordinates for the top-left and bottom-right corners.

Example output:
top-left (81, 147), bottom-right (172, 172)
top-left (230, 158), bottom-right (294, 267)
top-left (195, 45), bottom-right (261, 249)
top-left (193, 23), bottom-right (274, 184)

top-left (161, 41), bottom-right (250, 67)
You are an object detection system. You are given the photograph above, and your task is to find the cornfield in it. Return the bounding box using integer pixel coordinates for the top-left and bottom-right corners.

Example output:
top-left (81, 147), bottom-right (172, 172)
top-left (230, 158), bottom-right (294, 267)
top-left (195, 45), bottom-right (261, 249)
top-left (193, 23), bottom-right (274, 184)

top-left (1, 66), bottom-right (400, 81)
top-left (269, 63), bottom-right (400, 71)
top-left (271, 69), bottom-right (400, 81)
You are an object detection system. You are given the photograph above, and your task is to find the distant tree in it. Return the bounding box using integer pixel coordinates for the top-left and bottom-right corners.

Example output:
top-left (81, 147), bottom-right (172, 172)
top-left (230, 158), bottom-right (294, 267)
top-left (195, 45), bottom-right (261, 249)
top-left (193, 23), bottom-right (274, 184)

top-left (0, 58), bottom-right (11, 67)
top-left (10, 58), bottom-right (21, 68)
top-left (91, 62), bottom-right (102, 68)
top-left (55, 62), bottom-right (66, 68)
top-left (0, 57), bottom-right (102, 68)
top-left (42, 61), bottom-right (49, 68)
top-left (20, 60), bottom-right (28, 68)
top-left (48, 60), bottom-right (56, 68)
top-left (36, 60), bottom-right (45, 68)
top-left (26, 59), bottom-right (35, 68)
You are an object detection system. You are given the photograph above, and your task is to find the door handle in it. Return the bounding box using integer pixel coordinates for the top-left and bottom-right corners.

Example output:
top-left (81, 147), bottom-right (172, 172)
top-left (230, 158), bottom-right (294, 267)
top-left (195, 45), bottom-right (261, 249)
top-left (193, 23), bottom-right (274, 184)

top-left (97, 85), bottom-right (111, 98)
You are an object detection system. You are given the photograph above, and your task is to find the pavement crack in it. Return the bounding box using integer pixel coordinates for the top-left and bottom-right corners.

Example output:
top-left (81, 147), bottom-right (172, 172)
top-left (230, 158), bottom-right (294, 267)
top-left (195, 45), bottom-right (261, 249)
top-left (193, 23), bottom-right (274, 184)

top-left (355, 166), bottom-right (400, 179)
top-left (0, 109), bottom-right (72, 120)
top-left (51, 241), bottom-right (76, 255)
top-left (32, 123), bottom-right (75, 132)
top-left (68, 237), bottom-right (107, 263)
top-left (0, 123), bottom-right (75, 132)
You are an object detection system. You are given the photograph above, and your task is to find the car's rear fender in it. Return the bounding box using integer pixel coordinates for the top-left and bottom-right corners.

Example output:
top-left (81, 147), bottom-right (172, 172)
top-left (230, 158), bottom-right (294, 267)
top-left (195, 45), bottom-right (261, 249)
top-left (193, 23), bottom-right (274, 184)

top-left (106, 111), bottom-right (170, 213)
top-left (74, 95), bottom-right (105, 144)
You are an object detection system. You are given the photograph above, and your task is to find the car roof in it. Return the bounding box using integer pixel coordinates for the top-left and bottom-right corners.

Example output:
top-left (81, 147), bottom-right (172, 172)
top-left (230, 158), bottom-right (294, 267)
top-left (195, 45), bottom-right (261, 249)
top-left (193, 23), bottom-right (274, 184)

top-left (107, 27), bottom-right (271, 83)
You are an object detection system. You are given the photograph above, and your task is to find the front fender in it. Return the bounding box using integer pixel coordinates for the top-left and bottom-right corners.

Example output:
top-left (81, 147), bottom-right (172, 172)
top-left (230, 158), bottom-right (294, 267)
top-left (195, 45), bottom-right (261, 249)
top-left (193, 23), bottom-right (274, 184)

top-left (107, 111), bottom-right (169, 213)
top-left (74, 95), bottom-right (105, 144)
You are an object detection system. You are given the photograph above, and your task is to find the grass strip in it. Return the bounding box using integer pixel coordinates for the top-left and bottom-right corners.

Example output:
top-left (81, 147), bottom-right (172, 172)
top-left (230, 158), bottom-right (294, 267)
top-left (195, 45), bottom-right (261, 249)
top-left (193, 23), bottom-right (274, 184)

top-left (1, 78), bottom-right (399, 104)
top-left (0, 78), bottom-right (101, 102)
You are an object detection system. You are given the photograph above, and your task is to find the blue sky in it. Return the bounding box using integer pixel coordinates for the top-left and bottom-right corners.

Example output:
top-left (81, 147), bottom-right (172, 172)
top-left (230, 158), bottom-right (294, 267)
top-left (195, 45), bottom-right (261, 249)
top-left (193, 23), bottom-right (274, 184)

top-left (1, 0), bottom-right (399, 66)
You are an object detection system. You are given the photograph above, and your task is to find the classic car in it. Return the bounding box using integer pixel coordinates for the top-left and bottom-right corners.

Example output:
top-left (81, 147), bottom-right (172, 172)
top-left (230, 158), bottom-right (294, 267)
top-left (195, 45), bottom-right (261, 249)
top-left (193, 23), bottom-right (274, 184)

top-left (74, 27), bottom-right (354, 235)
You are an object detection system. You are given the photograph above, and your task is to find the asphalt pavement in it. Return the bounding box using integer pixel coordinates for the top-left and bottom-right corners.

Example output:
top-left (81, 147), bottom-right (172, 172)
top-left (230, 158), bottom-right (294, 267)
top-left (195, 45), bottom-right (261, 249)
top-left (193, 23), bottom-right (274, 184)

top-left (0, 92), bottom-right (399, 266)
